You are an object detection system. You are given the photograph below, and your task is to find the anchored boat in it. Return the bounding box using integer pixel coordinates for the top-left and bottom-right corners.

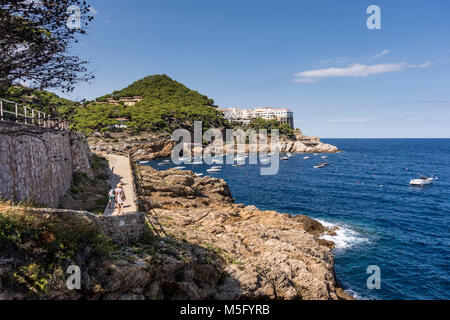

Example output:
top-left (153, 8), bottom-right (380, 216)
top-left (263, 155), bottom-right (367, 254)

top-left (410, 176), bottom-right (436, 186)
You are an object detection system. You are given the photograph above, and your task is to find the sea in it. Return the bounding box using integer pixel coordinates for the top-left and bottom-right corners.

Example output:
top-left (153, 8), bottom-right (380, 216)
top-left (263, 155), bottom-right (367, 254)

top-left (145, 139), bottom-right (450, 300)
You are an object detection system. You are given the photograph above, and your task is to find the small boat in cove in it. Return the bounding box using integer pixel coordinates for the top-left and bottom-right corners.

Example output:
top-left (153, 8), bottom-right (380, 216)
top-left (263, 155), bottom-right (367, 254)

top-left (410, 176), bottom-right (436, 186)
top-left (207, 168), bottom-right (221, 173)
top-left (314, 162), bottom-right (329, 169)
top-left (174, 166), bottom-right (186, 170)
top-left (138, 160), bottom-right (150, 164)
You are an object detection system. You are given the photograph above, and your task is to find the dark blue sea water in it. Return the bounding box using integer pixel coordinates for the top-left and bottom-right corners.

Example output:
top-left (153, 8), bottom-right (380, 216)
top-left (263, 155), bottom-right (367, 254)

top-left (147, 139), bottom-right (450, 300)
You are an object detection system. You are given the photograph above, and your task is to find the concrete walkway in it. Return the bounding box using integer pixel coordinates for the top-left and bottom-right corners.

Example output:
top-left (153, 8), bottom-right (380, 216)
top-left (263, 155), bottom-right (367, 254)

top-left (103, 155), bottom-right (137, 216)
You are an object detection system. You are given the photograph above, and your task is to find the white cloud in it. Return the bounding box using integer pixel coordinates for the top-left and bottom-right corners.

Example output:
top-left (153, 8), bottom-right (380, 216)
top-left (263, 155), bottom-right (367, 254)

top-left (294, 63), bottom-right (407, 83)
top-left (418, 61), bottom-right (431, 68)
top-left (372, 49), bottom-right (389, 59)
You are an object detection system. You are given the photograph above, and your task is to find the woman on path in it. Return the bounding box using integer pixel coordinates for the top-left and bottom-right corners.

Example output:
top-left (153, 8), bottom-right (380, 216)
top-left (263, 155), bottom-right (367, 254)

top-left (115, 183), bottom-right (126, 214)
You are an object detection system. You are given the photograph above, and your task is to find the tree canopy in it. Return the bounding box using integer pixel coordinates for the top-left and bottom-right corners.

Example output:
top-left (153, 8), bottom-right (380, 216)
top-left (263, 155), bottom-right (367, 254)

top-left (73, 75), bottom-right (226, 134)
top-left (0, 0), bottom-right (94, 92)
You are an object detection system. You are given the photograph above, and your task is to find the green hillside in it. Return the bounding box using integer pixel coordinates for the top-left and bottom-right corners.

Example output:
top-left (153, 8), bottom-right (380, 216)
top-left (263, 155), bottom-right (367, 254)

top-left (72, 74), bottom-right (226, 134)
top-left (0, 86), bottom-right (79, 119)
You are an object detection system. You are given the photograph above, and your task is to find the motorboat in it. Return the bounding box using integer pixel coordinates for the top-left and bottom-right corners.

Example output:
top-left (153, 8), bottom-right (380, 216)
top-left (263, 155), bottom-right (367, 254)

top-left (207, 168), bottom-right (221, 173)
top-left (174, 166), bottom-right (186, 170)
top-left (281, 157), bottom-right (289, 161)
top-left (304, 156), bottom-right (310, 160)
top-left (321, 156), bottom-right (328, 159)
top-left (313, 153), bottom-right (319, 156)
top-left (287, 153), bottom-right (293, 158)
top-left (314, 162), bottom-right (329, 169)
top-left (211, 166), bottom-right (222, 170)
top-left (195, 173), bottom-right (204, 177)
top-left (410, 176), bottom-right (435, 186)
top-left (138, 160), bottom-right (150, 164)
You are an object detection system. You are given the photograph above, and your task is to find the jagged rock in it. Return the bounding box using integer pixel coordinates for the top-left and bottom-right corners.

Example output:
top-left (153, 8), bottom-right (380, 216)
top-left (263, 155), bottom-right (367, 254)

top-left (134, 165), bottom-right (353, 300)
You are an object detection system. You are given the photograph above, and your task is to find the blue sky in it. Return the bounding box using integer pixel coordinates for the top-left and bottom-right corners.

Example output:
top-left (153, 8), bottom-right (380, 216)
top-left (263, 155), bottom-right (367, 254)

top-left (60, 0), bottom-right (450, 138)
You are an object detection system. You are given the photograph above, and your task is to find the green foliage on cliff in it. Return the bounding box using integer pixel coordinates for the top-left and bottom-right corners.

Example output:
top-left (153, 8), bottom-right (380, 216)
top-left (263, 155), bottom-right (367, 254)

top-left (73, 74), bottom-right (226, 134)
top-left (0, 202), bottom-right (114, 295)
top-left (234, 118), bottom-right (295, 138)
top-left (0, 85), bottom-right (79, 118)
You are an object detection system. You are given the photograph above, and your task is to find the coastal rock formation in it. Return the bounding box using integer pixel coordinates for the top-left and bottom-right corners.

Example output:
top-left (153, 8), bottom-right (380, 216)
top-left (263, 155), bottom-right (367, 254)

top-left (279, 140), bottom-right (339, 153)
top-left (89, 132), bottom-right (339, 163)
top-left (135, 166), bottom-right (351, 300)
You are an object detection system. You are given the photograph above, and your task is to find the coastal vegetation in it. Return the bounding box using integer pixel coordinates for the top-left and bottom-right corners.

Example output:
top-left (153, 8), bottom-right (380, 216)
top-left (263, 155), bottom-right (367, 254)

top-left (0, 199), bottom-right (114, 296)
top-left (0, 0), bottom-right (94, 92)
top-left (86, 74), bottom-right (226, 134)
top-left (59, 155), bottom-right (110, 215)
top-left (246, 118), bottom-right (295, 138)
top-left (0, 85), bottom-right (78, 118)
top-left (0, 75), bottom-right (296, 138)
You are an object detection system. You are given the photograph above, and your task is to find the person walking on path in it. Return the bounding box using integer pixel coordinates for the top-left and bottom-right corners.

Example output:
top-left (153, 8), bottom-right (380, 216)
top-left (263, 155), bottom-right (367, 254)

top-left (108, 188), bottom-right (116, 209)
top-left (115, 183), bottom-right (126, 215)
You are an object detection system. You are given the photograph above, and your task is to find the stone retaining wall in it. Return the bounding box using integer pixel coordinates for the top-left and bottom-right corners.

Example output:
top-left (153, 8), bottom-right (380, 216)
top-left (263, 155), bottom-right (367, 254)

top-left (28, 208), bottom-right (146, 245)
top-left (0, 122), bottom-right (93, 207)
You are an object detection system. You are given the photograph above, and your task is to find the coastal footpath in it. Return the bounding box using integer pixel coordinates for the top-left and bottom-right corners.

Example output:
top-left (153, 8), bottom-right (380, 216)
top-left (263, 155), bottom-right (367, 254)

top-left (0, 133), bottom-right (349, 300)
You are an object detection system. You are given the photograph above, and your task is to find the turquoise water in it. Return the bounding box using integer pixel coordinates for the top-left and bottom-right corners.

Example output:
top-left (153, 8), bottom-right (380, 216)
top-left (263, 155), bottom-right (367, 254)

top-left (148, 139), bottom-right (450, 300)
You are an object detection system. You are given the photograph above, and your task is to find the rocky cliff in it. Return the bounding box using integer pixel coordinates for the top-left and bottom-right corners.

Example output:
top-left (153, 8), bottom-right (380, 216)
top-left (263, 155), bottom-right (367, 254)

top-left (132, 166), bottom-right (351, 300)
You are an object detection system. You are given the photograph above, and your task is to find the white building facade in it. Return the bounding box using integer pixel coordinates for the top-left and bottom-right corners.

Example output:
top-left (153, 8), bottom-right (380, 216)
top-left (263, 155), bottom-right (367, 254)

top-left (220, 107), bottom-right (294, 128)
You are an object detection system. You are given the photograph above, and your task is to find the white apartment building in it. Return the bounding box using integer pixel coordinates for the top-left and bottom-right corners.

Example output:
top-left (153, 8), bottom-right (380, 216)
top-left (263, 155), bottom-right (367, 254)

top-left (220, 107), bottom-right (294, 128)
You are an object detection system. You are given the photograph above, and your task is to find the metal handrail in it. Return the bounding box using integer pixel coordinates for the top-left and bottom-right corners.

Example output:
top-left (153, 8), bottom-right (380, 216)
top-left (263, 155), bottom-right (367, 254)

top-left (0, 98), bottom-right (68, 130)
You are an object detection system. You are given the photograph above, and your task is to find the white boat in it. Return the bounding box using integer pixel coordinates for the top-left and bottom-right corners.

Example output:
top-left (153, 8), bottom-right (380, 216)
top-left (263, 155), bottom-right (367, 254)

top-left (321, 156), bottom-right (328, 159)
top-left (174, 166), bottom-right (186, 170)
top-left (281, 157), bottom-right (289, 161)
top-left (287, 153), bottom-right (293, 158)
top-left (313, 153), bottom-right (319, 156)
top-left (211, 166), bottom-right (222, 170)
top-left (195, 173), bottom-right (203, 177)
top-left (138, 160), bottom-right (150, 164)
top-left (304, 156), bottom-right (310, 160)
top-left (207, 168), bottom-right (221, 173)
top-left (314, 162), bottom-right (329, 169)
top-left (162, 160), bottom-right (171, 164)
top-left (410, 176), bottom-right (435, 186)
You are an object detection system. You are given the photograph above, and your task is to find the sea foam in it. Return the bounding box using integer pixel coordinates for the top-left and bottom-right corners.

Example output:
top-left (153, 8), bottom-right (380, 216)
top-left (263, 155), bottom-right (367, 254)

top-left (317, 220), bottom-right (370, 250)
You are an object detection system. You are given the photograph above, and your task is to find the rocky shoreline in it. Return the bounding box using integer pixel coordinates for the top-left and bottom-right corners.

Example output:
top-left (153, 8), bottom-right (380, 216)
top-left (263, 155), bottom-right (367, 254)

top-left (90, 137), bottom-right (340, 163)
top-left (132, 163), bottom-right (352, 300)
